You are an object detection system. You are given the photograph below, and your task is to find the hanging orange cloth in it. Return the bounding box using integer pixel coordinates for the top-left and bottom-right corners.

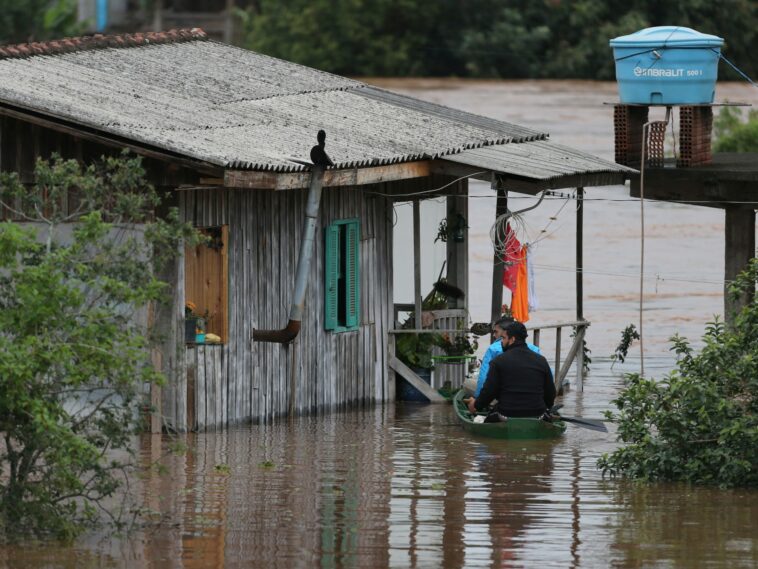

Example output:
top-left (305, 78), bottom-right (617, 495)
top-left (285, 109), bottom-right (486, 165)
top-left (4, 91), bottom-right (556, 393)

top-left (510, 245), bottom-right (529, 323)
top-left (502, 222), bottom-right (522, 293)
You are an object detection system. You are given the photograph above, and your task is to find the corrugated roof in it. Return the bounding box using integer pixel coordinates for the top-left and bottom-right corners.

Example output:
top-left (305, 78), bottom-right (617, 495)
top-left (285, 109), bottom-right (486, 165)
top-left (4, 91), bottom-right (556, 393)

top-left (0, 30), bottom-right (552, 173)
top-left (445, 140), bottom-right (636, 182)
top-left (356, 86), bottom-right (544, 143)
top-left (0, 29), bottom-right (632, 183)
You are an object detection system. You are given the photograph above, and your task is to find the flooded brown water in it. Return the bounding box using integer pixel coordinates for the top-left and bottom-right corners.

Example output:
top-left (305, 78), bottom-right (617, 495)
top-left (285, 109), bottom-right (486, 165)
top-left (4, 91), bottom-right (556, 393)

top-left (2, 80), bottom-right (758, 568)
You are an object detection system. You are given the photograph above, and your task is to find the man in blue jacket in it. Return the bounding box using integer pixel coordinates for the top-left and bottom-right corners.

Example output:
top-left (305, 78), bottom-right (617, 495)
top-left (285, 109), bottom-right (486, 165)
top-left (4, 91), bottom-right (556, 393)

top-left (475, 316), bottom-right (542, 397)
top-left (468, 321), bottom-right (556, 418)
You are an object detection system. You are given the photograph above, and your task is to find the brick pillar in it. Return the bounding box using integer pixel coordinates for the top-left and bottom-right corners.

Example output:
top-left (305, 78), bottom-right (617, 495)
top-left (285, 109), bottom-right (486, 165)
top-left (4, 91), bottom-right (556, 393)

top-left (646, 120), bottom-right (667, 168)
top-left (614, 105), bottom-right (649, 167)
top-left (678, 106), bottom-right (713, 167)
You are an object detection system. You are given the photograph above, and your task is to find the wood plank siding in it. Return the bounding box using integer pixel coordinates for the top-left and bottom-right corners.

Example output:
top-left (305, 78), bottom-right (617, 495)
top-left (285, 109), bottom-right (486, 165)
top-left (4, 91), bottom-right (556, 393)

top-left (170, 185), bottom-right (395, 430)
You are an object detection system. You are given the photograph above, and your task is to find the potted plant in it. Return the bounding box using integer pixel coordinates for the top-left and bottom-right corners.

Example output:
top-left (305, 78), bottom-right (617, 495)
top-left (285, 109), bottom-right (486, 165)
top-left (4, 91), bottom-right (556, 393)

top-left (396, 331), bottom-right (441, 371)
top-left (434, 331), bottom-right (478, 361)
top-left (185, 302), bottom-right (206, 344)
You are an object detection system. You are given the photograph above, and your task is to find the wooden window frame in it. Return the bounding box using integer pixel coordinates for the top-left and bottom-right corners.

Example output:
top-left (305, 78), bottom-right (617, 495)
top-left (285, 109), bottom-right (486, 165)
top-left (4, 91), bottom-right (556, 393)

top-left (184, 225), bottom-right (229, 344)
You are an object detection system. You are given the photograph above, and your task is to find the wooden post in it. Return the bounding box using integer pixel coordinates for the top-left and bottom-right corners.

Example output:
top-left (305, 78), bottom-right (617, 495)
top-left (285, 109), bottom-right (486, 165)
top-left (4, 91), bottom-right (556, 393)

top-left (152, 0), bottom-right (163, 31)
top-left (575, 326), bottom-right (584, 393)
top-left (223, 0), bottom-right (235, 43)
top-left (490, 181), bottom-right (508, 329)
top-left (413, 199), bottom-right (422, 328)
top-left (288, 343), bottom-right (297, 417)
top-left (556, 326), bottom-right (586, 394)
top-left (446, 179), bottom-right (469, 309)
top-left (576, 187), bottom-right (584, 321)
top-left (554, 326), bottom-right (562, 389)
top-left (576, 187), bottom-right (585, 393)
top-left (387, 334), bottom-right (396, 402)
top-left (149, 304), bottom-right (163, 434)
top-left (724, 207), bottom-right (756, 323)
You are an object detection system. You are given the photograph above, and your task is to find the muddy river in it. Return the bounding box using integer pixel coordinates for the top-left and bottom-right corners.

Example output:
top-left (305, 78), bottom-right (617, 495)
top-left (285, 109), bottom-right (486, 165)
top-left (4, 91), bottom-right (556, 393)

top-left (1, 80), bottom-right (757, 568)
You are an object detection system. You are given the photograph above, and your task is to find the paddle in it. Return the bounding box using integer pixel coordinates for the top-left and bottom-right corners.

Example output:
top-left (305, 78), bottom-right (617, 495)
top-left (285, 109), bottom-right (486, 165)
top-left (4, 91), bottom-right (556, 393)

top-left (553, 414), bottom-right (608, 432)
top-left (547, 403), bottom-right (608, 432)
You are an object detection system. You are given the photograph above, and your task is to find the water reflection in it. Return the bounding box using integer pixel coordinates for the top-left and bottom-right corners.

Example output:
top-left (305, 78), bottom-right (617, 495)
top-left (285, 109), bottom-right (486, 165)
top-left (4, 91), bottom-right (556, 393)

top-left (2, 380), bottom-right (756, 569)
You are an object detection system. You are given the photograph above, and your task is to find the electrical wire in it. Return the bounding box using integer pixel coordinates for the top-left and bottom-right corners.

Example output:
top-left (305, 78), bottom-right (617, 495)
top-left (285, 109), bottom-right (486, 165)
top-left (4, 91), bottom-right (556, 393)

top-left (530, 192), bottom-right (573, 246)
top-left (383, 191), bottom-right (758, 205)
top-left (364, 171), bottom-right (486, 198)
top-left (533, 264), bottom-right (725, 286)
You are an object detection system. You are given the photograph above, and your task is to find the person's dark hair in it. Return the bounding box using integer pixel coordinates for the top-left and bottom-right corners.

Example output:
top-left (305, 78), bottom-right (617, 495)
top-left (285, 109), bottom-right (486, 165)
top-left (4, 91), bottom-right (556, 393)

top-left (503, 321), bottom-right (528, 341)
top-left (494, 316), bottom-right (514, 330)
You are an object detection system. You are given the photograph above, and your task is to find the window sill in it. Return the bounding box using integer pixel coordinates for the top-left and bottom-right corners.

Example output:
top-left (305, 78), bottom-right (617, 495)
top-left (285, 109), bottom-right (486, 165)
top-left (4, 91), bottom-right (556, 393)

top-left (328, 326), bottom-right (360, 333)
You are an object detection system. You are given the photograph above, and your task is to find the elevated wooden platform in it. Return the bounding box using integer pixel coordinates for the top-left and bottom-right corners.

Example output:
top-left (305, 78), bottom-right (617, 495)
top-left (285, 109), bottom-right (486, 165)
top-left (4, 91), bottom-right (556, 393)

top-left (629, 152), bottom-right (758, 319)
top-left (630, 153), bottom-right (758, 207)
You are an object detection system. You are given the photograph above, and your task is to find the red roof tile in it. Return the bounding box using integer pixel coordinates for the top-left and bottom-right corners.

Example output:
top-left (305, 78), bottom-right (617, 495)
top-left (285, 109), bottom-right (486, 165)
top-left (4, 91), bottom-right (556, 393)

top-left (0, 28), bottom-right (207, 60)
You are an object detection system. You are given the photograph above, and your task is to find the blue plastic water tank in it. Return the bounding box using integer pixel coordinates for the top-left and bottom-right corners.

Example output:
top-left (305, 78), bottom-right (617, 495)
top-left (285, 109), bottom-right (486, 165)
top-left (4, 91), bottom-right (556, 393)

top-left (610, 26), bottom-right (724, 105)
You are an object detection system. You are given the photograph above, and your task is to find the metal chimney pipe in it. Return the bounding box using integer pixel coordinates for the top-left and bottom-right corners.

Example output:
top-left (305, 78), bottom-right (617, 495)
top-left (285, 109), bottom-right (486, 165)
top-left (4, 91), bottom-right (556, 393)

top-left (253, 166), bottom-right (325, 343)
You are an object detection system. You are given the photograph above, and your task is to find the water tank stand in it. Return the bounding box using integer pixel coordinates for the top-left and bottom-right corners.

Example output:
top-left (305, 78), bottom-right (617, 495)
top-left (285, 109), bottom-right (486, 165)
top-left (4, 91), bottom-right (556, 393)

top-left (613, 104), bottom-right (715, 168)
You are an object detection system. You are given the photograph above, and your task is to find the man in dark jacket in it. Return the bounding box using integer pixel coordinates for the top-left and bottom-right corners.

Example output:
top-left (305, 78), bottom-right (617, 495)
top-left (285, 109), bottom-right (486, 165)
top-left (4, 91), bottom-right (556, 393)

top-left (466, 321), bottom-right (555, 418)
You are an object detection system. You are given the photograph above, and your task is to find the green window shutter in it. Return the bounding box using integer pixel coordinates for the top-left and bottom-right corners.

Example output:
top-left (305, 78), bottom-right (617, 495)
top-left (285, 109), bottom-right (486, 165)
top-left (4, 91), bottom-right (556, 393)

top-left (324, 224), bottom-right (340, 330)
top-left (344, 220), bottom-right (360, 329)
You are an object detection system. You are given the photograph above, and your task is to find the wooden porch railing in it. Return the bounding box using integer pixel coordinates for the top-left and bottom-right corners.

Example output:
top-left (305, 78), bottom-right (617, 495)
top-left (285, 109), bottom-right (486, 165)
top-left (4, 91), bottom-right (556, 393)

top-left (389, 306), bottom-right (469, 400)
top-left (389, 307), bottom-right (590, 398)
top-left (528, 320), bottom-right (589, 394)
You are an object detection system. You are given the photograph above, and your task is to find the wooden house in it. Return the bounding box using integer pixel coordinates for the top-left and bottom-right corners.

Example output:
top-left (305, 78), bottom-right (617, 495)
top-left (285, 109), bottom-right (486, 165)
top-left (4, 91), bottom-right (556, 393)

top-left (0, 29), bottom-right (633, 432)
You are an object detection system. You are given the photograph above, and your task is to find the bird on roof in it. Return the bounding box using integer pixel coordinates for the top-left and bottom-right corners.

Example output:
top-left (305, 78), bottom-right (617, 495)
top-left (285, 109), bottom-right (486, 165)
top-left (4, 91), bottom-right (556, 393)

top-left (310, 129), bottom-right (334, 168)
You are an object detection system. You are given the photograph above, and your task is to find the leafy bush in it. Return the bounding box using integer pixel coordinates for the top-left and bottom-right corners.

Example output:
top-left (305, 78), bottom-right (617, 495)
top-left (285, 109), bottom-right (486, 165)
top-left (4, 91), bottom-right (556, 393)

top-left (598, 261), bottom-right (758, 488)
top-left (234, 0), bottom-right (757, 80)
top-left (396, 332), bottom-right (440, 370)
top-left (0, 0), bottom-right (85, 44)
top-left (0, 154), bottom-right (195, 539)
top-left (714, 106), bottom-right (758, 153)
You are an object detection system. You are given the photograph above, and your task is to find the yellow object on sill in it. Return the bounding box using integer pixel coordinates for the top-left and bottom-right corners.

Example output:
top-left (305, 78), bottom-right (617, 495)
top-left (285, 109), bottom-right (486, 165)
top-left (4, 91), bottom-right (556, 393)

top-left (205, 333), bottom-right (222, 343)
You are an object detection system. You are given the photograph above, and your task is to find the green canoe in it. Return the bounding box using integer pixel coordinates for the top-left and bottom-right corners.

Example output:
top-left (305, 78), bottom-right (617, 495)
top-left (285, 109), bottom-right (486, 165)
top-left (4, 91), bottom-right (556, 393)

top-left (453, 391), bottom-right (567, 439)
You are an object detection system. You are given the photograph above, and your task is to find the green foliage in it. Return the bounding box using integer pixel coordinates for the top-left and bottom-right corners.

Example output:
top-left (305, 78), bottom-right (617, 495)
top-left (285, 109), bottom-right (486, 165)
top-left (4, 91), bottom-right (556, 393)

top-left (571, 326), bottom-right (591, 373)
top-left (0, 154), bottom-right (196, 539)
top-left (714, 107), bottom-right (758, 153)
top-left (396, 332), bottom-right (440, 370)
top-left (611, 324), bottom-right (640, 368)
top-left (234, 0), bottom-right (757, 79)
top-left (435, 332), bottom-right (478, 358)
top-left (598, 262), bottom-right (758, 487)
top-left (0, 0), bottom-right (85, 45)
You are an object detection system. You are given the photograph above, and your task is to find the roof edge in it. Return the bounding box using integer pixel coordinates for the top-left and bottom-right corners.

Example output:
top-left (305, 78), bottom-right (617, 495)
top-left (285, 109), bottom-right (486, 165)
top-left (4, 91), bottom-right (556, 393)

top-left (0, 28), bottom-right (208, 60)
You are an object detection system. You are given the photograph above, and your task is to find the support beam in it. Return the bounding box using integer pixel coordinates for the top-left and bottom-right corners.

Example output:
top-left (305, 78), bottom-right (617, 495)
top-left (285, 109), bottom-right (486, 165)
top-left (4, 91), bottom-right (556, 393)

top-left (223, 0), bottom-right (235, 43)
top-left (413, 199), bottom-right (422, 328)
top-left (554, 326), bottom-right (562, 389)
top-left (556, 326), bottom-right (585, 395)
top-left (490, 183), bottom-right (508, 328)
top-left (388, 356), bottom-right (447, 403)
top-left (724, 207), bottom-right (756, 322)
top-left (575, 328), bottom-right (585, 393)
top-left (224, 161), bottom-right (432, 190)
top-left (446, 179), bottom-right (469, 309)
top-left (576, 187), bottom-right (584, 321)
top-left (152, 0), bottom-right (163, 31)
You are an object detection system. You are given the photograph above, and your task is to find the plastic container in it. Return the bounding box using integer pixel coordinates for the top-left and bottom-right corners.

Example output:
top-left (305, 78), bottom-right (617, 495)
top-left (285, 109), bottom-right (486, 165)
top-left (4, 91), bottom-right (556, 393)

top-left (610, 26), bottom-right (723, 104)
top-left (397, 367), bottom-right (433, 402)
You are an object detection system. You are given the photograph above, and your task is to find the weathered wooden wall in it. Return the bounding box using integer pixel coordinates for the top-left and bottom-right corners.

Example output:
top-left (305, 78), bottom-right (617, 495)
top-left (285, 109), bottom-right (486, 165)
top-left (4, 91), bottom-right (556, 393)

top-left (170, 185), bottom-right (395, 430)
